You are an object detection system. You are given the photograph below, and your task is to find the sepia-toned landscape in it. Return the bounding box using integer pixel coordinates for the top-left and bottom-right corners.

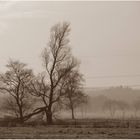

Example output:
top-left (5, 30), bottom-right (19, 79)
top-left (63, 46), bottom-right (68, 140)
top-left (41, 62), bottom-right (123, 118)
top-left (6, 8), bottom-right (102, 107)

top-left (0, 1), bottom-right (140, 139)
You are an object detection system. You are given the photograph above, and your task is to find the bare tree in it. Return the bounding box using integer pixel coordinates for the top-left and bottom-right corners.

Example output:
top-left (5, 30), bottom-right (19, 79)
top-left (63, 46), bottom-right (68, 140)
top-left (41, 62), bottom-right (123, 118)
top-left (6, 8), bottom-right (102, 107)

top-left (0, 60), bottom-right (34, 123)
top-left (1, 95), bottom-right (33, 118)
top-left (117, 101), bottom-right (129, 120)
top-left (63, 70), bottom-right (87, 120)
top-left (103, 99), bottom-right (118, 118)
top-left (133, 99), bottom-right (140, 118)
top-left (29, 22), bottom-right (79, 124)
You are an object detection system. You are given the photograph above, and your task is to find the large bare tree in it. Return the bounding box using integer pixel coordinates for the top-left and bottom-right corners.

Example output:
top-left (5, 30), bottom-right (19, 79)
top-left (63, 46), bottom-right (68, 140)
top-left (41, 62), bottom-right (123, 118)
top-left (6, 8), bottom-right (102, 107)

top-left (0, 60), bottom-right (34, 123)
top-left (38, 22), bottom-right (80, 124)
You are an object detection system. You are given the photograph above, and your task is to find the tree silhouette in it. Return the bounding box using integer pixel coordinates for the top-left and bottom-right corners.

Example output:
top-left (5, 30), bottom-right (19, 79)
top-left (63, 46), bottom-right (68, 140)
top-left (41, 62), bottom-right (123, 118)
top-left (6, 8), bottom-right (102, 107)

top-left (29, 22), bottom-right (82, 124)
top-left (63, 70), bottom-right (87, 119)
top-left (0, 60), bottom-right (34, 123)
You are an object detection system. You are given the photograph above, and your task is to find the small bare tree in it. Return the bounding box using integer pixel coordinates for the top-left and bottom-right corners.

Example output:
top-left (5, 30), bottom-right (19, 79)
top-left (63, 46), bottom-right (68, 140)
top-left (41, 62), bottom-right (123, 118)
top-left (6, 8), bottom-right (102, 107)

top-left (117, 101), bottom-right (129, 120)
top-left (103, 99), bottom-right (118, 118)
top-left (0, 60), bottom-right (34, 123)
top-left (63, 70), bottom-right (87, 120)
top-left (133, 99), bottom-right (140, 118)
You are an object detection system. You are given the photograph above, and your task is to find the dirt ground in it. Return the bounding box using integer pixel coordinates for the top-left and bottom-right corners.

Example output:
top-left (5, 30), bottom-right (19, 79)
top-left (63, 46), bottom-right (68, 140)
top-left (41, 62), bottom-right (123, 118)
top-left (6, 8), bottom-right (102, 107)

top-left (0, 126), bottom-right (140, 139)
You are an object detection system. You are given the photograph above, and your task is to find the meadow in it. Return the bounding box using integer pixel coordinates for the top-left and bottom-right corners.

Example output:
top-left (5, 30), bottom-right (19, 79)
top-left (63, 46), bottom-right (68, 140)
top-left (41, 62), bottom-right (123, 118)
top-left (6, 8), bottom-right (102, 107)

top-left (0, 118), bottom-right (140, 138)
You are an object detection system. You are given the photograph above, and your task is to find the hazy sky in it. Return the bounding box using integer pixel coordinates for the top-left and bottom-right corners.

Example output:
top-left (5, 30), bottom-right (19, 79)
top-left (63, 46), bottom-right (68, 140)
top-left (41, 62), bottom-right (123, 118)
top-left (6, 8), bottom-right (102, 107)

top-left (0, 1), bottom-right (140, 88)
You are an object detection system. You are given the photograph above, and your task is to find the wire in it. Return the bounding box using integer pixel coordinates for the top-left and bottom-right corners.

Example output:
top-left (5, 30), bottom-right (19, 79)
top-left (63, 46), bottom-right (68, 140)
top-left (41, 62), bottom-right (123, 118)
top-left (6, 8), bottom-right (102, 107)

top-left (86, 74), bottom-right (140, 79)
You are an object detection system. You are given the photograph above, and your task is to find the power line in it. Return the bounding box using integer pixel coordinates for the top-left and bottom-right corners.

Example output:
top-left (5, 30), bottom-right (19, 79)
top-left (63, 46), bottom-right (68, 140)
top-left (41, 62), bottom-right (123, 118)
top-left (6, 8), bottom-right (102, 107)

top-left (86, 74), bottom-right (140, 79)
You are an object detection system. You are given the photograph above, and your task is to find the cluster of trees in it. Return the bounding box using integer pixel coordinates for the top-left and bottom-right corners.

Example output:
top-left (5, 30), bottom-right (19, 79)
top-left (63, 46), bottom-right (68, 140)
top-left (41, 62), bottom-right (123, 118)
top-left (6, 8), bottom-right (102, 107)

top-left (103, 99), bottom-right (140, 119)
top-left (103, 99), bottom-right (129, 119)
top-left (0, 22), bottom-right (87, 124)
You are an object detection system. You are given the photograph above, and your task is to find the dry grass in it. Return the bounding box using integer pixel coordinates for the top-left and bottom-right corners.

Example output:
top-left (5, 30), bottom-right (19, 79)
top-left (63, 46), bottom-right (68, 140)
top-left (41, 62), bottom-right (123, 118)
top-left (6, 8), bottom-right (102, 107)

top-left (0, 126), bottom-right (140, 138)
top-left (0, 119), bottom-right (140, 138)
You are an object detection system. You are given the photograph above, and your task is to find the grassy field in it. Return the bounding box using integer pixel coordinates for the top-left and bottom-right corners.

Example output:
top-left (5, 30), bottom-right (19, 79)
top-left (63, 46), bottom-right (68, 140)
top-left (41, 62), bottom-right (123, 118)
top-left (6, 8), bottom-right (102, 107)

top-left (1, 119), bottom-right (140, 138)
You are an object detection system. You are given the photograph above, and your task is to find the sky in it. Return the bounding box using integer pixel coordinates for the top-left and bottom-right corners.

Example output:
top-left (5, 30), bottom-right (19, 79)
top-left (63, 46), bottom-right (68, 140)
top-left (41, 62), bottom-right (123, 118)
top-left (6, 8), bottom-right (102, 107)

top-left (0, 1), bottom-right (140, 88)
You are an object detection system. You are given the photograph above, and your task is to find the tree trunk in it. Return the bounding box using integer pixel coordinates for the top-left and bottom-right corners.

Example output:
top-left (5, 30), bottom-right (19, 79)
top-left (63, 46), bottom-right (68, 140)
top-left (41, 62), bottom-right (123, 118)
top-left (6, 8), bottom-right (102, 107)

top-left (19, 118), bottom-right (24, 124)
top-left (19, 107), bottom-right (24, 124)
top-left (23, 106), bottom-right (46, 122)
top-left (17, 98), bottom-right (24, 124)
top-left (69, 93), bottom-right (75, 120)
top-left (46, 111), bottom-right (53, 124)
top-left (71, 107), bottom-right (75, 120)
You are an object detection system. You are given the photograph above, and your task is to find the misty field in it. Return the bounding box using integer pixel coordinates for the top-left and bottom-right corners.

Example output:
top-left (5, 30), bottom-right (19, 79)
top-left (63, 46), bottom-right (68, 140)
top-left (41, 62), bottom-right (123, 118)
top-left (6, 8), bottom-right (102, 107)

top-left (1, 119), bottom-right (140, 139)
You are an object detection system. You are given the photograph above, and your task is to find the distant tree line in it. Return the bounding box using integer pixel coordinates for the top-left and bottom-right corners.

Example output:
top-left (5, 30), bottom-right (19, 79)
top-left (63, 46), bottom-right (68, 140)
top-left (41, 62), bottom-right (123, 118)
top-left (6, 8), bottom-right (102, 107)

top-left (103, 98), bottom-right (140, 119)
top-left (0, 22), bottom-right (87, 125)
